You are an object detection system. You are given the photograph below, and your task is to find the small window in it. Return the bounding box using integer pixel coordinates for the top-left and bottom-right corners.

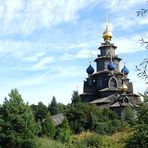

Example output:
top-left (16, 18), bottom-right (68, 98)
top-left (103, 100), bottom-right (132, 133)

top-left (109, 77), bottom-right (117, 88)
top-left (124, 97), bottom-right (129, 103)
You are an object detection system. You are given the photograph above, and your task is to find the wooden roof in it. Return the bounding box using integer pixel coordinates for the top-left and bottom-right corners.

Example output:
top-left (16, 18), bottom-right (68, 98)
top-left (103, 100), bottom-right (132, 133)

top-left (51, 113), bottom-right (64, 126)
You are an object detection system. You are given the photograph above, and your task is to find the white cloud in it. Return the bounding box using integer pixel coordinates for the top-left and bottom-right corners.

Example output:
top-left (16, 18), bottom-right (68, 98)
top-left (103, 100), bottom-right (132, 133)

top-left (111, 15), bottom-right (148, 31)
top-left (61, 48), bottom-right (98, 61)
top-left (33, 57), bottom-right (54, 69)
top-left (76, 48), bottom-right (97, 59)
top-left (103, 0), bottom-right (148, 32)
top-left (61, 53), bottom-right (74, 61)
top-left (61, 33), bottom-right (147, 61)
top-left (18, 56), bottom-right (55, 71)
top-left (0, 40), bottom-right (41, 57)
top-left (105, 0), bottom-right (145, 12)
top-left (0, 0), bottom-right (98, 35)
top-left (129, 72), bottom-right (147, 94)
top-left (24, 52), bottom-right (46, 62)
top-left (114, 33), bottom-right (148, 54)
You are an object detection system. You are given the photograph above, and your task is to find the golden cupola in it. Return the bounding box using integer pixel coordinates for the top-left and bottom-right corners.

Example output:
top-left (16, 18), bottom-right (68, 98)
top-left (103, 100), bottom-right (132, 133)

top-left (103, 24), bottom-right (112, 41)
top-left (120, 82), bottom-right (128, 92)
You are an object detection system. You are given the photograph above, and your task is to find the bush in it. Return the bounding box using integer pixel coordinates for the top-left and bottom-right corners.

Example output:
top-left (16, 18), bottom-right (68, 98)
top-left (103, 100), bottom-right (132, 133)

top-left (73, 134), bottom-right (102, 148)
top-left (124, 107), bottom-right (136, 126)
top-left (125, 95), bottom-right (148, 148)
top-left (38, 137), bottom-right (65, 148)
top-left (125, 124), bottom-right (148, 148)
top-left (65, 103), bottom-right (127, 135)
top-left (73, 133), bottom-right (124, 148)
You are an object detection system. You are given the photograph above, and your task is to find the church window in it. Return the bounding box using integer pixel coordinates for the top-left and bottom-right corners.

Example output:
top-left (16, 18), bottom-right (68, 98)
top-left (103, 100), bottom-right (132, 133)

top-left (108, 77), bottom-right (117, 88)
top-left (97, 79), bottom-right (102, 88)
top-left (124, 97), bottom-right (129, 103)
top-left (101, 49), bottom-right (105, 55)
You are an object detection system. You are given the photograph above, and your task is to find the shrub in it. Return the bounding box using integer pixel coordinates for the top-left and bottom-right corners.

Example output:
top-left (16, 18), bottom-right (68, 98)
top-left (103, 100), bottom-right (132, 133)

top-left (65, 103), bottom-right (127, 135)
top-left (73, 134), bottom-right (102, 148)
top-left (125, 124), bottom-right (148, 148)
top-left (38, 137), bottom-right (65, 148)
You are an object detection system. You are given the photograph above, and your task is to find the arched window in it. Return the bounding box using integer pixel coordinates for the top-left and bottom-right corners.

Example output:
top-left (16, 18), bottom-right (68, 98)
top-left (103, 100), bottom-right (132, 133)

top-left (124, 96), bottom-right (129, 103)
top-left (108, 77), bottom-right (117, 88)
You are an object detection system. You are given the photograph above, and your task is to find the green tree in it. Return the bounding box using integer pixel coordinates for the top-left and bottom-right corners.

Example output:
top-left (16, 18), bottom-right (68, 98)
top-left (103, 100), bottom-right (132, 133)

top-left (57, 103), bottom-right (66, 113)
top-left (31, 102), bottom-right (48, 122)
top-left (41, 112), bottom-right (55, 138)
top-left (0, 89), bottom-right (39, 148)
top-left (65, 103), bottom-right (125, 134)
top-left (48, 96), bottom-right (58, 115)
top-left (126, 4), bottom-right (148, 147)
top-left (125, 93), bottom-right (148, 148)
top-left (56, 117), bottom-right (72, 143)
top-left (71, 90), bottom-right (82, 105)
top-left (124, 106), bottom-right (136, 125)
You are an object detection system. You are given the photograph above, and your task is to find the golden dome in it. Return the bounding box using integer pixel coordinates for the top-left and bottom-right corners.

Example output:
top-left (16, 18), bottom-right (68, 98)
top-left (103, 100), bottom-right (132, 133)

top-left (120, 83), bottom-right (128, 92)
top-left (103, 24), bottom-right (112, 41)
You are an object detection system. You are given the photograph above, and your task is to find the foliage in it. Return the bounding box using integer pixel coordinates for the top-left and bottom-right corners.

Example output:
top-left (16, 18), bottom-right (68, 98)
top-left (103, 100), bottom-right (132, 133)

top-left (73, 133), bottom-right (124, 148)
top-left (41, 112), bottom-right (55, 138)
top-left (140, 91), bottom-right (148, 103)
top-left (123, 106), bottom-right (136, 125)
top-left (136, 58), bottom-right (148, 83)
top-left (128, 3), bottom-right (148, 147)
top-left (110, 128), bottom-right (133, 144)
top-left (80, 134), bottom-right (102, 148)
top-left (31, 102), bottom-right (48, 122)
top-left (72, 131), bottom-right (94, 143)
top-left (56, 117), bottom-right (72, 143)
top-left (125, 94), bottom-right (148, 148)
top-left (48, 96), bottom-right (58, 115)
top-left (65, 103), bottom-right (100, 133)
top-left (137, 1), bottom-right (148, 16)
top-left (65, 103), bottom-right (126, 135)
top-left (57, 103), bottom-right (66, 114)
top-left (136, 1), bottom-right (148, 83)
top-left (36, 129), bottom-right (133, 148)
top-left (37, 137), bottom-right (65, 148)
top-left (125, 124), bottom-right (148, 148)
top-left (95, 119), bottom-right (127, 135)
top-left (137, 98), bottom-right (148, 124)
top-left (0, 89), bottom-right (40, 148)
top-left (71, 90), bottom-right (82, 105)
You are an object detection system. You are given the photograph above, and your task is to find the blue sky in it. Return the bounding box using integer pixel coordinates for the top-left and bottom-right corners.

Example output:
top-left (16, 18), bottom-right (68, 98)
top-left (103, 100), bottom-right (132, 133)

top-left (0, 0), bottom-right (147, 105)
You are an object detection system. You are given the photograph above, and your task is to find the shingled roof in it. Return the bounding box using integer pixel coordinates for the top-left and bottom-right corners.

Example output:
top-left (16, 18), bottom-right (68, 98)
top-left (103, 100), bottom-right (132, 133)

top-left (51, 113), bottom-right (64, 126)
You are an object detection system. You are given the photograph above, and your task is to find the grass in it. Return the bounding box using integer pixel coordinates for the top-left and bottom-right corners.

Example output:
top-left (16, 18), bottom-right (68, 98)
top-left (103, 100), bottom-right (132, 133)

top-left (37, 128), bottom-right (133, 148)
top-left (37, 137), bottom-right (65, 148)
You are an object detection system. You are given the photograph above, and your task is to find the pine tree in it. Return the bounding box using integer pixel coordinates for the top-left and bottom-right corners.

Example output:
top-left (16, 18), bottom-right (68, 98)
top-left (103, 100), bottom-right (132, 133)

top-left (31, 101), bottom-right (48, 122)
top-left (41, 112), bottom-right (55, 138)
top-left (48, 96), bottom-right (58, 115)
top-left (57, 117), bottom-right (72, 143)
top-left (71, 90), bottom-right (81, 105)
top-left (0, 89), bottom-right (39, 148)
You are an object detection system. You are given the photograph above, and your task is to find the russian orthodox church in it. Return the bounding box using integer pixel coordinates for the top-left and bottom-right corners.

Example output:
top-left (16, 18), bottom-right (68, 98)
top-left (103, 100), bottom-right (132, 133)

top-left (80, 23), bottom-right (140, 117)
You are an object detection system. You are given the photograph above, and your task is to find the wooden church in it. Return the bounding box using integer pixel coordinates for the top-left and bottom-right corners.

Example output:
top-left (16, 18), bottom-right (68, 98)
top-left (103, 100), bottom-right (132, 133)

top-left (80, 23), bottom-right (140, 117)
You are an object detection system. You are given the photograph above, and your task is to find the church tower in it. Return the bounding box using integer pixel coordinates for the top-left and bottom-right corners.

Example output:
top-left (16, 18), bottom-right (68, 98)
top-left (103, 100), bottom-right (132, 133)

top-left (81, 22), bottom-right (140, 117)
